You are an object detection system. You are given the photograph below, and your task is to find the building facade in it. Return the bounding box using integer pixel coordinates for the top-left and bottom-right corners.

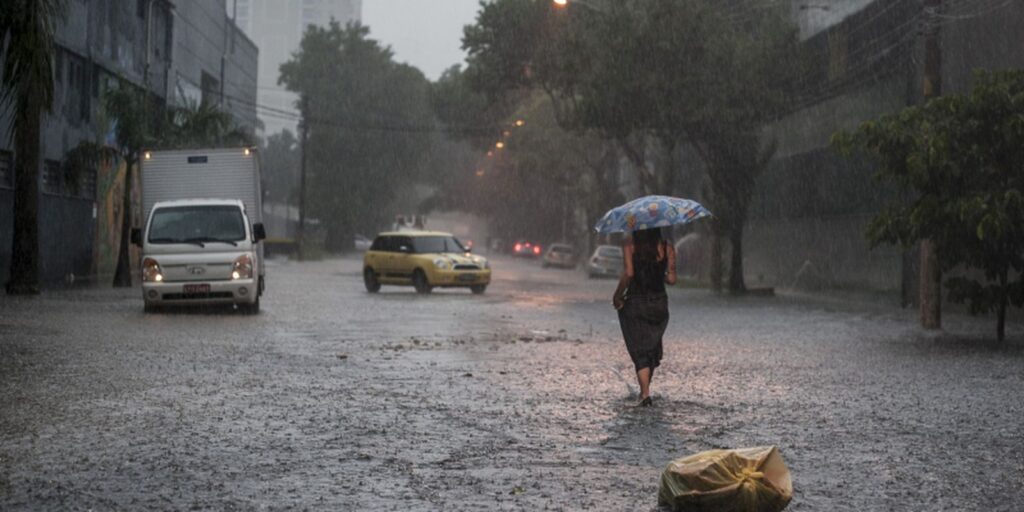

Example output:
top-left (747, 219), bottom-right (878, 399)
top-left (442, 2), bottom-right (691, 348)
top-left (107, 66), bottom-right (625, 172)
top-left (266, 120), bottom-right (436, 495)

top-left (228, 0), bottom-right (362, 138)
top-left (0, 0), bottom-right (258, 287)
top-left (750, 0), bottom-right (1024, 295)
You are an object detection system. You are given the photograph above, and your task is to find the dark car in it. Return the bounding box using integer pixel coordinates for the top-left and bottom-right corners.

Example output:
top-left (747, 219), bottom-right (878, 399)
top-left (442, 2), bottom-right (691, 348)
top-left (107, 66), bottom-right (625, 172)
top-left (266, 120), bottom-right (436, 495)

top-left (512, 240), bottom-right (542, 258)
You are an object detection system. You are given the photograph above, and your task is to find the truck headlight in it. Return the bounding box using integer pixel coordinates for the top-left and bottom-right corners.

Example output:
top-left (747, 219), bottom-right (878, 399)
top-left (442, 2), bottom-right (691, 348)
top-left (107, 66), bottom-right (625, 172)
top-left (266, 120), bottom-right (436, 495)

top-left (476, 257), bottom-right (490, 269)
top-left (433, 258), bottom-right (450, 270)
top-left (232, 254), bottom-right (253, 279)
top-left (142, 258), bottom-right (163, 282)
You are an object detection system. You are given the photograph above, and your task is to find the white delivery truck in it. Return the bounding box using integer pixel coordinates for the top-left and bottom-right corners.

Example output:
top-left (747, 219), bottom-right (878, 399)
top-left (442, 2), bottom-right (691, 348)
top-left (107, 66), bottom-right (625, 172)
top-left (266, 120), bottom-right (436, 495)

top-left (131, 147), bottom-right (266, 313)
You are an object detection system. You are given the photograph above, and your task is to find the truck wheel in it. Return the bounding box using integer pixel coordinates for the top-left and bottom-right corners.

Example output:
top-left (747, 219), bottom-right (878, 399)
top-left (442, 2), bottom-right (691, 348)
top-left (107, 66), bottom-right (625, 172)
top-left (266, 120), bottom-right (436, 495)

top-left (470, 285), bottom-right (487, 295)
top-left (412, 269), bottom-right (433, 294)
top-left (364, 267), bottom-right (381, 293)
top-left (241, 296), bottom-right (260, 315)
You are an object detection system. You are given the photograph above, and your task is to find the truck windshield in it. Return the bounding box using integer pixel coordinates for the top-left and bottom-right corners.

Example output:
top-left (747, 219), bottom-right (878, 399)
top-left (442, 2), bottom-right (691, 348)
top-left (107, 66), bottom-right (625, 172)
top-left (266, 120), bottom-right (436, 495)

top-left (412, 236), bottom-right (466, 254)
top-left (148, 205), bottom-right (247, 245)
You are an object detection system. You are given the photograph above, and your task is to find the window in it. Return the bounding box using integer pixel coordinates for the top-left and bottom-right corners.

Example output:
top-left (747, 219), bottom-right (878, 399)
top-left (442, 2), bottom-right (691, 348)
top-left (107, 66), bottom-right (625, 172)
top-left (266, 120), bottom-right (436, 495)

top-left (78, 166), bottom-right (97, 200)
top-left (201, 72), bottom-right (220, 106)
top-left (163, 8), bottom-right (174, 62)
top-left (370, 236), bottom-right (389, 252)
top-left (0, 151), bottom-right (13, 189)
top-left (395, 237), bottom-right (414, 253)
top-left (42, 160), bottom-right (63, 195)
top-left (63, 52), bottom-right (91, 124)
top-left (55, 50), bottom-right (64, 85)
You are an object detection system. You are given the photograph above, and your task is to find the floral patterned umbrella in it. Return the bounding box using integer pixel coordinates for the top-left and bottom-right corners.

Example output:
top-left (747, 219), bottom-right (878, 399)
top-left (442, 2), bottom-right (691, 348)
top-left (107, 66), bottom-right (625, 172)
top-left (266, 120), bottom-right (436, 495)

top-left (594, 195), bottom-right (711, 233)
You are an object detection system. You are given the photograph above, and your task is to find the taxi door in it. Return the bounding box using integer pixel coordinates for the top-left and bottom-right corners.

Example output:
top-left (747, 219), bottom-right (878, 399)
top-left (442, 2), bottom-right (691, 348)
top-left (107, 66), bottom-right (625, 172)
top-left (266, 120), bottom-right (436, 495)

top-left (391, 236), bottom-right (417, 280)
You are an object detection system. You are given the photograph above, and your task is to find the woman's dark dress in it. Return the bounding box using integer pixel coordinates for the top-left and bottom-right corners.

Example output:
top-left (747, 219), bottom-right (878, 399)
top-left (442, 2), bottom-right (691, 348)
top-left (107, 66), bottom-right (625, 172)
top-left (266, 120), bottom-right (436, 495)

top-left (618, 247), bottom-right (669, 372)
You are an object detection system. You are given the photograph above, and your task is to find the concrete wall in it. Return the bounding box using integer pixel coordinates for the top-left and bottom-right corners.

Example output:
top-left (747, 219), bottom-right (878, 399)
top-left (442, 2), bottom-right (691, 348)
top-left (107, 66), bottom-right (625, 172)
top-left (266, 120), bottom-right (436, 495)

top-left (747, 0), bottom-right (1024, 294)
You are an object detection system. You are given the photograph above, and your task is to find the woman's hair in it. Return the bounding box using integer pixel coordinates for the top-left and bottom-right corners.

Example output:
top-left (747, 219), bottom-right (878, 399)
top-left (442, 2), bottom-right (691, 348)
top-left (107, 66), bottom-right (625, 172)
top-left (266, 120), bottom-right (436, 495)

top-left (632, 228), bottom-right (664, 262)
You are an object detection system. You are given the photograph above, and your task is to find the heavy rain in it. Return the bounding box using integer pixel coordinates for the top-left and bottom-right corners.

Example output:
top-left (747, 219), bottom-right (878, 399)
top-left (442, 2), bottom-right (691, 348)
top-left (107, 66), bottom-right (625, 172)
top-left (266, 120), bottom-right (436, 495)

top-left (1, 1), bottom-right (1022, 511)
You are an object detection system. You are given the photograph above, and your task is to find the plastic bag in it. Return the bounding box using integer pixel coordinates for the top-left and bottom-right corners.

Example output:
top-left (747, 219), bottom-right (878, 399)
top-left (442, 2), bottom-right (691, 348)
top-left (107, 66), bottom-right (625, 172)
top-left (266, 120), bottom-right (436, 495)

top-left (658, 446), bottom-right (793, 512)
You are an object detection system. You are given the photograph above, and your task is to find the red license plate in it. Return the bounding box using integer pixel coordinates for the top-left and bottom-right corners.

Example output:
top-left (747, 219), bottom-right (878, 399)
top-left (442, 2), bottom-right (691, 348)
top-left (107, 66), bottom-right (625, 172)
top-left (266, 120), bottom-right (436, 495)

top-left (183, 284), bottom-right (210, 294)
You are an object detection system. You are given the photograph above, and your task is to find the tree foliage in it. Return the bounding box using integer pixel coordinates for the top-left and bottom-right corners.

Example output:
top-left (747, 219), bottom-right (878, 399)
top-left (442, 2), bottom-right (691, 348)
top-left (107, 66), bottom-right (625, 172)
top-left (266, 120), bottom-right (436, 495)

top-left (279, 22), bottom-right (434, 252)
top-left (460, 0), bottom-right (804, 292)
top-left (261, 129), bottom-right (300, 205)
top-left (835, 70), bottom-right (1024, 340)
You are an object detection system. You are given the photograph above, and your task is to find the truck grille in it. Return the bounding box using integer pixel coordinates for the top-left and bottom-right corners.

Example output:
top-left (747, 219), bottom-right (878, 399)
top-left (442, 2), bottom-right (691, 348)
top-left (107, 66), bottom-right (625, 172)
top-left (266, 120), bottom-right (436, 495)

top-left (162, 292), bottom-right (234, 301)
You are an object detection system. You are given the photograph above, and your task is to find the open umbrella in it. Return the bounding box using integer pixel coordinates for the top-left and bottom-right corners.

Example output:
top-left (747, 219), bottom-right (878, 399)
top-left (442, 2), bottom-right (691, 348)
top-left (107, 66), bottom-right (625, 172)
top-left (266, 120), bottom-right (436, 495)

top-left (594, 195), bottom-right (711, 233)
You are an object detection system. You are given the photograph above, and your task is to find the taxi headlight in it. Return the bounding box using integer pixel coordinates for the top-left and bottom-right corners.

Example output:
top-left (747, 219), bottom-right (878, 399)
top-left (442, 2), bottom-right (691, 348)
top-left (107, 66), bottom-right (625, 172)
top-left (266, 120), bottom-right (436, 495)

top-left (433, 258), bottom-right (450, 270)
top-left (142, 258), bottom-right (163, 282)
top-left (232, 254), bottom-right (253, 279)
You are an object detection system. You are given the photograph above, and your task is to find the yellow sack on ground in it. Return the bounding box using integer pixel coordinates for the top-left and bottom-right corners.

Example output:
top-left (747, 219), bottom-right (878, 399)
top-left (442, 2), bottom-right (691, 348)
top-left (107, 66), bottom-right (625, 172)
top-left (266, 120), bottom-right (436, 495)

top-left (658, 446), bottom-right (793, 512)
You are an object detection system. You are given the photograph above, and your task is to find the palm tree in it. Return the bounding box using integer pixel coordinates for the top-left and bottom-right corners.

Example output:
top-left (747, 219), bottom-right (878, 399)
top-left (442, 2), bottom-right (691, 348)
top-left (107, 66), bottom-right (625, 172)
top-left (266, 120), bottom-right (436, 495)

top-left (104, 86), bottom-right (156, 287)
top-left (0, 0), bottom-right (66, 294)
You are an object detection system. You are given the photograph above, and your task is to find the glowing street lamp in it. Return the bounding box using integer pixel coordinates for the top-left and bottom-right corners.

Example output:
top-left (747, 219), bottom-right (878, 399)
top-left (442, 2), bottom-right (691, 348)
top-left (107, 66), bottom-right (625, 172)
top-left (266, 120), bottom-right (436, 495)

top-left (552, 0), bottom-right (608, 13)
top-left (515, 119), bottom-right (525, 127)
top-left (495, 141), bottom-right (505, 149)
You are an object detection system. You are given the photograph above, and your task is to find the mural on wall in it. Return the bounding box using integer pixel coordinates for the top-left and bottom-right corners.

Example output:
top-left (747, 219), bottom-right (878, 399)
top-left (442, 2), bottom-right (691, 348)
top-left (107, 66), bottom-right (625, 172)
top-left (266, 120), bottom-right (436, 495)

top-left (93, 155), bottom-right (141, 283)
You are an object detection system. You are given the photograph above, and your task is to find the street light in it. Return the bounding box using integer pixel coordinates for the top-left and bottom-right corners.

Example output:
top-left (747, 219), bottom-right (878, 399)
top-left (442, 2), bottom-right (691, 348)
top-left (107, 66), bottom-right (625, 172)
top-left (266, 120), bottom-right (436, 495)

top-left (495, 141), bottom-right (505, 149)
top-left (551, 0), bottom-right (608, 13)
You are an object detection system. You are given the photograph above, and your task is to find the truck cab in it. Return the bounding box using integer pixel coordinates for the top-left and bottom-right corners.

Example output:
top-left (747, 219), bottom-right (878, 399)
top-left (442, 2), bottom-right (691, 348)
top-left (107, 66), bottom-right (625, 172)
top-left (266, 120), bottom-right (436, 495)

top-left (133, 199), bottom-right (265, 313)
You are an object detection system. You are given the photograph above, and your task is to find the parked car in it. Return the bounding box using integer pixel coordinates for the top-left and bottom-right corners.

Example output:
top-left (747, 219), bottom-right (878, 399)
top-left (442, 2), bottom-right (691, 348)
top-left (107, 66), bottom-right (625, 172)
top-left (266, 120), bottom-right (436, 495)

top-left (587, 245), bottom-right (624, 278)
top-left (354, 234), bottom-right (372, 251)
top-left (363, 231), bottom-right (492, 294)
top-left (512, 240), bottom-right (542, 258)
top-left (542, 243), bottom-right (577, 269)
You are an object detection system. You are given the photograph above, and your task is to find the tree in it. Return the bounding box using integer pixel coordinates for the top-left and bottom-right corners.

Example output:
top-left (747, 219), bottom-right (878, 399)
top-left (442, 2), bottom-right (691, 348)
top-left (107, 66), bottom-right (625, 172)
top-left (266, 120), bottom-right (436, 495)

top-left (0, 0), bottom-right (66, 294)
top-left (103, 86), bottom-right (158, 287)
top-left (461, 0), bottom-right (804, 293)
top-left (835, 70), bottom-right (1024, 341)
top-left (279, 22), bottom-right (434, 252)
top-left (261, 130), bottom-right (300, 205)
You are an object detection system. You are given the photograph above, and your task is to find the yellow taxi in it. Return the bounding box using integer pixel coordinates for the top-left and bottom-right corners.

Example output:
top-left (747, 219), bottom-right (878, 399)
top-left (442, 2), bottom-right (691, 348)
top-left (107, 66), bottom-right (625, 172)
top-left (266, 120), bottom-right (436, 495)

top-left (363, 231), bottom-right (492, 294)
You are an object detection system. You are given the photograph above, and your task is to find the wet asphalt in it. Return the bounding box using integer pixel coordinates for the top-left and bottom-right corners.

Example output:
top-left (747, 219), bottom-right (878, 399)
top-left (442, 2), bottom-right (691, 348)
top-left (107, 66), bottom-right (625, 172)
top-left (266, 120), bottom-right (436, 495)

top-left (1, 255), bottom-right (1022, 511)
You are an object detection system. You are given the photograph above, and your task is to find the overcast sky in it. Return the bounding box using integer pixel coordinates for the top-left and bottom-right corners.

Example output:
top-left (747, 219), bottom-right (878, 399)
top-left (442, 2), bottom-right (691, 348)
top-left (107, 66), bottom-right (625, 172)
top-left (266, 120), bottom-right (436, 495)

top-left (362, 0), bottom-right (483, 81)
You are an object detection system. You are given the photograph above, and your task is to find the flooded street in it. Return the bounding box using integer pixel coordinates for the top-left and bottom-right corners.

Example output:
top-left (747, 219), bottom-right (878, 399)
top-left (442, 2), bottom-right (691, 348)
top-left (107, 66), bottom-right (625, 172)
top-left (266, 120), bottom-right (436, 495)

top-left (1, 256), bottom-right (1022, 511)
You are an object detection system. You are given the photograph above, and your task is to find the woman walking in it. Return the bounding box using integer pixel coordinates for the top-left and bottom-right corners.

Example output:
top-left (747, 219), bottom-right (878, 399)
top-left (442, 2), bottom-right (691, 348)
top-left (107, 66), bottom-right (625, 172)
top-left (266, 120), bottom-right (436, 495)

top-left (612, 228), bottom-right (677, 407)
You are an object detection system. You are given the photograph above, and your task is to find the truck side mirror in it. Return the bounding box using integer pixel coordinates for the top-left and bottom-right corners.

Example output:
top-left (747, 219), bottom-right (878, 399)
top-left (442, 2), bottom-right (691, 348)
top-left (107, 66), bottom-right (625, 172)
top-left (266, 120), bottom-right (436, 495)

top-left (130, 228), bottom-right (142, 246)
top-left (253, 223), bottom-right (266, 242)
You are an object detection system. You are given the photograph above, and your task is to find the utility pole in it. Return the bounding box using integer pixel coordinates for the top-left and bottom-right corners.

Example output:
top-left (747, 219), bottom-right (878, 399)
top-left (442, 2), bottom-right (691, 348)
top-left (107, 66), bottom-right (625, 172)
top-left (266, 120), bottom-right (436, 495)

top-left (919, 0), bottom-right (942, 329)
top-left (297, 96), bottom-right (309, 261)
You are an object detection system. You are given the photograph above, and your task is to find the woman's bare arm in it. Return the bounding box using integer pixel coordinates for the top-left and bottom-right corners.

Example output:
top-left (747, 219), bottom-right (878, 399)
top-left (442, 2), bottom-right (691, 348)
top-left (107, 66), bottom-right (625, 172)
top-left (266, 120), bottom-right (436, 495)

top-left (664, 243), bottom-right (677, 285)
top-left (613, 241), bottom-right (634, 309)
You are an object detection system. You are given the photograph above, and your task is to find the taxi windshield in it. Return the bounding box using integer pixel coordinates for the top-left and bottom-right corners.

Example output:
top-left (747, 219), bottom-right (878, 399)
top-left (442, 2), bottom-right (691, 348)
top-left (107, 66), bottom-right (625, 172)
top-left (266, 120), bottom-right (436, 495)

top-left (412, 236), bottom-right (465, 254)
